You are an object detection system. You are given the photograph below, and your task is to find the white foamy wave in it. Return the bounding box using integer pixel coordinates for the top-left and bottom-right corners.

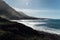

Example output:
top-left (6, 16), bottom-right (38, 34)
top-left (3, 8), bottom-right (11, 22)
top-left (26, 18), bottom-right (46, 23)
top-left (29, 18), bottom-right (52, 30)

top-left (20, 22), bottom-right (60, 35)
top-left (10, 20), bottom-right (60, 35)
top-left (33, 26), bottom-right (60, 35)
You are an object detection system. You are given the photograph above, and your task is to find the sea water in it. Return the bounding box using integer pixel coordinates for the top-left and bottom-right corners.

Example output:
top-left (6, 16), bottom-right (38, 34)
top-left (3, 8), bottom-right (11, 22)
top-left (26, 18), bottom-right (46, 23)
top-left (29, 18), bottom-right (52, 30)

top-left (11, 19), bottom-right (60, 35)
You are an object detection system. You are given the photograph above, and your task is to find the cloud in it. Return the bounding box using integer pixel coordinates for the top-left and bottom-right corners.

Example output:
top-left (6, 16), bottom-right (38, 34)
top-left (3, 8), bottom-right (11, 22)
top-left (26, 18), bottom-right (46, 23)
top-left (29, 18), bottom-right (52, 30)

top-left (19, 0), bottom-right (32, 6)
top-left (13, 7), bottom-right (60, 19)
top-left (14, 7), bottom-right (60, 13)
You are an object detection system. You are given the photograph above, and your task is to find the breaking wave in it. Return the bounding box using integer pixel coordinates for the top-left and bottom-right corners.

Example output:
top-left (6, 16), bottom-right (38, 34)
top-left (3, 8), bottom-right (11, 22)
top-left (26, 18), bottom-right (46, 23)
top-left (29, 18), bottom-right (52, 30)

top-left (11, 19), bottom-right (60, 35)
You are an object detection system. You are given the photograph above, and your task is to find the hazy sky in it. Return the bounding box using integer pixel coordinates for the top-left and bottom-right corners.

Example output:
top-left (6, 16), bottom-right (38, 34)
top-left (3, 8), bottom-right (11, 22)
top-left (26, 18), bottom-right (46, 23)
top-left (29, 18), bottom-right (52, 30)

top-left (4, 0), bottom-right (60, 19)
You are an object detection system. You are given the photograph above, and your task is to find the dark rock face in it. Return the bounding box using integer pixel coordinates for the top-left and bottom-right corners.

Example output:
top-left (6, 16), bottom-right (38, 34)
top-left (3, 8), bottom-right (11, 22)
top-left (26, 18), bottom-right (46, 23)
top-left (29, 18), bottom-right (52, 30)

top-left (0, 23), bottom-right (39, 37)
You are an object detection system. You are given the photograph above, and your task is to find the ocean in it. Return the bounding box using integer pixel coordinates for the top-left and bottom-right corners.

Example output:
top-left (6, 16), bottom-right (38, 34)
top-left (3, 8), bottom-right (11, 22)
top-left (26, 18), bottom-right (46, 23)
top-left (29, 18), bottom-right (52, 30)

top-left (11, 19), bottom-right (60, 35)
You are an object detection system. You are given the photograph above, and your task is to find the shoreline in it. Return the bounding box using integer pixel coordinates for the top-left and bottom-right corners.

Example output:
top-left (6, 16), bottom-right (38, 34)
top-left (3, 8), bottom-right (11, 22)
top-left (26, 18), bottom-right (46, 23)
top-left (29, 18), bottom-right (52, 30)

top-left (11, 20), bottom-right (60, 35)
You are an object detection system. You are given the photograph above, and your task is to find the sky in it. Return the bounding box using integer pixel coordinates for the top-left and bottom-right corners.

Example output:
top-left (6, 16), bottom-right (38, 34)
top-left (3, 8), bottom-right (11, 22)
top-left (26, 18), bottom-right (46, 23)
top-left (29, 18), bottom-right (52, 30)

top-left (4, 0), bottom-right (60, 19)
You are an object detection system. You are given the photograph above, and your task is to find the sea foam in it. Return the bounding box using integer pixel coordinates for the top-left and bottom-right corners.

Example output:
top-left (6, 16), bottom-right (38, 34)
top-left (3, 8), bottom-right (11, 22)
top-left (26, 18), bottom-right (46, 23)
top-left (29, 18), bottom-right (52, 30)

top-left (11, 20), bottom-right (60, 35)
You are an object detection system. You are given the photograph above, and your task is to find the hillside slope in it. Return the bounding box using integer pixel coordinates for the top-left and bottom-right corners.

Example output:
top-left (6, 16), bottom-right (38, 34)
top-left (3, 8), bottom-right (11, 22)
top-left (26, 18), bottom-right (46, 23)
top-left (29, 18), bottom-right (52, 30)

top-left (0, 0), bottom-right (39, 20)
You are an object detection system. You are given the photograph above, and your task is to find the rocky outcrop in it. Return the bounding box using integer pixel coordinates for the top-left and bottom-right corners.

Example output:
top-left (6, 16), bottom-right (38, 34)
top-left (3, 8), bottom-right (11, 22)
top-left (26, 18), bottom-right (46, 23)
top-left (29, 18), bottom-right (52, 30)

top-left (0, 17), bottom-right (40, 40)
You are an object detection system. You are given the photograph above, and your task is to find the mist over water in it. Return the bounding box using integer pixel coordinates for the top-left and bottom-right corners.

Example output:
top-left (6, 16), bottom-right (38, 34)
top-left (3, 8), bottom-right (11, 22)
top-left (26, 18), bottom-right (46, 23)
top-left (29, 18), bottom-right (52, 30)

top-left (11, 19), bottom-right (60, 35)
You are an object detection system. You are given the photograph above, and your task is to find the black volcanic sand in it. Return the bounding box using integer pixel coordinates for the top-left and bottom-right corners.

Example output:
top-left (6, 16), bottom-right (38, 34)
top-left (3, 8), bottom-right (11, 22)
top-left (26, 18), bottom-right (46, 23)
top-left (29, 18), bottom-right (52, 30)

top-left (0, 17), bottom-right (60, 40)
